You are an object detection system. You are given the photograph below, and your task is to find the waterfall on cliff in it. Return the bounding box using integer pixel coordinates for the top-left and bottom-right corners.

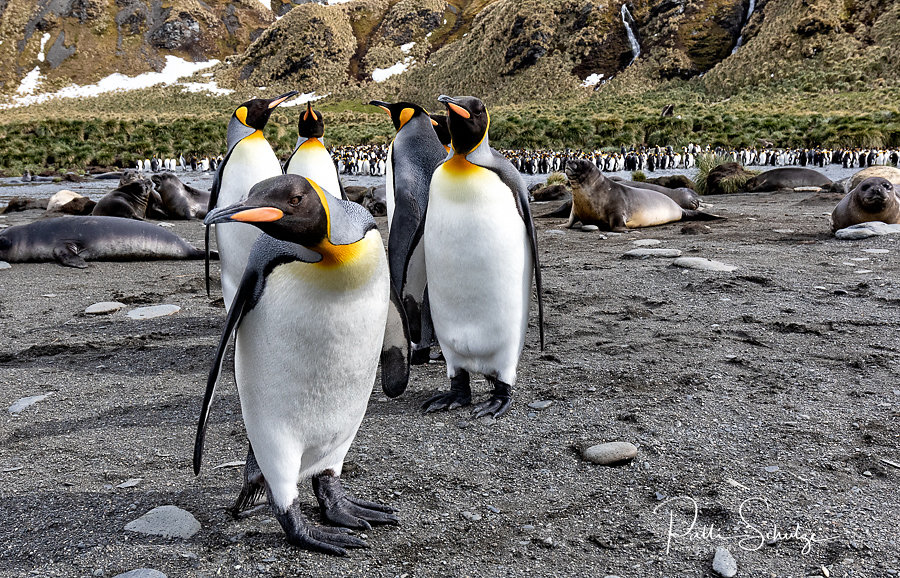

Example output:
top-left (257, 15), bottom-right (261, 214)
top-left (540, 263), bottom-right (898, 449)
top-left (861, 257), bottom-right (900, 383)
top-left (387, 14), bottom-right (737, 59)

top-left (621, 5), bottom-right (641, 66)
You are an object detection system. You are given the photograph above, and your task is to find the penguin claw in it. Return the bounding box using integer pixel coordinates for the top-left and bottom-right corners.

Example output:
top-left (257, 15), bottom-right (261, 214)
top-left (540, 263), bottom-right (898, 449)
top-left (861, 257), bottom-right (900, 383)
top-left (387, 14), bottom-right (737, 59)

top-left (421, 391), bottom-right (472, 413)
top-left (290, 525), bottom-right (368, 556)
top-left (273, 499), bottom-right (367, 556)
top-left (471, 395), bottom-right (512, 419)
top-left (313, 471), bottom-right (399, 530)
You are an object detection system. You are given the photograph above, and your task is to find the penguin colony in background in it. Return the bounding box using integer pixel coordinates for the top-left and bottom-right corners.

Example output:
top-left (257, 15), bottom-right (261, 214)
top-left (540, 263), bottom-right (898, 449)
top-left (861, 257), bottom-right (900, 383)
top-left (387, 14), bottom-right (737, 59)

top-left (196, 92), bottom-right (543, 554)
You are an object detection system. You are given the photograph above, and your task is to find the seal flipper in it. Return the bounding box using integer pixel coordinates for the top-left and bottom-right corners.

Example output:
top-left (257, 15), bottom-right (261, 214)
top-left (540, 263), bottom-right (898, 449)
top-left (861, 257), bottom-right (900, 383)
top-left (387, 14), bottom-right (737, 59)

top-left (53, 243), bottom-right (87, 268)
top-left (682, 209), bottom-right (726, 221)
top-left (380, 283), bottom-right (410, 398)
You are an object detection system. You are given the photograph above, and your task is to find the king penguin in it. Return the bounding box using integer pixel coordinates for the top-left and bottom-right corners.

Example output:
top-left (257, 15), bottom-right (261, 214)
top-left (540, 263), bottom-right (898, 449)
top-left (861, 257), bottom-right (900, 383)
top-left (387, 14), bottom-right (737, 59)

top-left (195, 174), bottom-right (410, 555)
top-left (206, 91), bottom-right (297, 310)
top-left (284, 102), bottom-right (345, 199)
top-left (416, 95), bottom-right (544, 418)
top-left (369, 100), bottom-right (447, 364)
top-left (429, 113), bottom-right (452, 153)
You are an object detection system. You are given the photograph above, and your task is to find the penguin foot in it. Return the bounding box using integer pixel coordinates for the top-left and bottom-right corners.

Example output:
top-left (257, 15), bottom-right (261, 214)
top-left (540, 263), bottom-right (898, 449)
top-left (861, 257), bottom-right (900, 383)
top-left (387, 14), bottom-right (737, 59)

top-left (410, 345), bottom-right (431, 366)
top-left (422, 371), bottom-right (471, 413)
top-left (471, 378), bottom-right (512, 419)
top-left (422, 390), bottom-right (472, 413)
top-left (313, 470), bottom-right (398, 530)
top-left (272, 494), bottom-right (367, 556)
top-left (229, 445), bottom-right (266, 517)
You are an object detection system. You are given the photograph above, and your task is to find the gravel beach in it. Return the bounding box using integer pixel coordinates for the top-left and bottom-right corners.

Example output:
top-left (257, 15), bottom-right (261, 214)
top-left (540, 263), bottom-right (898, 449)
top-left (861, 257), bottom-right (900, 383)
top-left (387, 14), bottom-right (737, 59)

top-left (0, 182), bottom-right (897, 577)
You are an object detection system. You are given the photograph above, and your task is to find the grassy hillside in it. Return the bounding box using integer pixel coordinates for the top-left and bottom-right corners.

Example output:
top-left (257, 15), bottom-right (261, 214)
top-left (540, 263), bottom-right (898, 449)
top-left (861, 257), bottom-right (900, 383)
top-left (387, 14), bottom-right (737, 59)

top-left (1, 0), bottom-right (898, 173)
top-left (1, 81), bottom-right (898, 174)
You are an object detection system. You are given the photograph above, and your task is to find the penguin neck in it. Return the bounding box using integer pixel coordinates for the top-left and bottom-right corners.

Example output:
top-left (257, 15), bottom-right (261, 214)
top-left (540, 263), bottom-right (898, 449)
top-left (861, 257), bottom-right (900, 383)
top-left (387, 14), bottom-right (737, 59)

top-left (227, 118), bottom-right (263, 154)
top-left (446, 134), bottom-right (492, 172)
top-left (297, 137), bottom-right (326, 150)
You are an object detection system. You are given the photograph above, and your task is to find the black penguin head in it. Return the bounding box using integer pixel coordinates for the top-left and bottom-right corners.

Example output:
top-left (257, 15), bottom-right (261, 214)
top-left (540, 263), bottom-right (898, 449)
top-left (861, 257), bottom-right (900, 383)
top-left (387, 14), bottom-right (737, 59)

top-left (204, 174), bottom-right (327, 247)
top-left (369, 100), bottom-right (429, 131)
top-left (855, 177), bottom-right (894, 211)
top-left (437, 95), bottom-right (489, 155)
top-left (429, 114), bottom-right (451, 147)
top-left (233, 91), bottom-right (298, 130)
top-left (298, 102), bottom-right (325, 139)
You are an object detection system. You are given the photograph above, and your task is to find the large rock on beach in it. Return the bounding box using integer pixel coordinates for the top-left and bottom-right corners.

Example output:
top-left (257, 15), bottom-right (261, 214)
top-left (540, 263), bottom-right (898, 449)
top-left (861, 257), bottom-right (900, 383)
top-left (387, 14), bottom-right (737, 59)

top-left (848, 166), bottom-right (900, 191)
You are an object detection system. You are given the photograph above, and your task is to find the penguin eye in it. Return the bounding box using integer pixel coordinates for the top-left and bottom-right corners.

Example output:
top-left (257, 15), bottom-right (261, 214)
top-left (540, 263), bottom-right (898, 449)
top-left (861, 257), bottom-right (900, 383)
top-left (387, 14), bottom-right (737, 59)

top-left (289, 195), bottom-right (302, 207)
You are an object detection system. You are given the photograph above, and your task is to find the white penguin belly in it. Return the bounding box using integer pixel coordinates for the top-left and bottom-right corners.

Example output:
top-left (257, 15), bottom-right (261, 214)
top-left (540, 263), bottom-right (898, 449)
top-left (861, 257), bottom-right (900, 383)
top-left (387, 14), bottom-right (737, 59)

top-left (234, 234), bottom-right (389, 510)
top-left (215, 136), bottom-right (282, 310)
top-left (285, 141), bottom-right (342, 198)
top-left (425, 163), bottom-right (531, 383)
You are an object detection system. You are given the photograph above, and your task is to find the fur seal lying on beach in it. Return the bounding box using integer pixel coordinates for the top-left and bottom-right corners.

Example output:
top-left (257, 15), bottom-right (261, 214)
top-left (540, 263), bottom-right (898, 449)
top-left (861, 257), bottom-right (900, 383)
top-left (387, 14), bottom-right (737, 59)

top-left (150, 172), bottom-right (210, 219)
top-left (92, 180), bottom-right (154, 220)
top-left (745, 168), bottom-right (833, 192)
top-left (564, 160), bottom-right (720, 231)
top-left (831, 177), bottom-right (900, 232)
top-left (0, 216), bottom-right (209, 268)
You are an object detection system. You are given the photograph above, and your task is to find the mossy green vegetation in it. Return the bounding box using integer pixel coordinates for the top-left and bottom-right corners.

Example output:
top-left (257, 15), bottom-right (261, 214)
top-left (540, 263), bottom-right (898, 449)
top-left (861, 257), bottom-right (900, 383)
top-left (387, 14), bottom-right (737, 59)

top-left (0, 81), bottom-right (898, 173)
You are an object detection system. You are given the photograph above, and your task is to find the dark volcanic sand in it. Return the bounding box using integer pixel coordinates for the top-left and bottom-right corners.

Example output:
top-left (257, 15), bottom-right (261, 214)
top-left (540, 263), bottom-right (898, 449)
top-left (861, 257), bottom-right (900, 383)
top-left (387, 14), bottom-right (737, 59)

top-left (0, 187), bottom-right (897, 577)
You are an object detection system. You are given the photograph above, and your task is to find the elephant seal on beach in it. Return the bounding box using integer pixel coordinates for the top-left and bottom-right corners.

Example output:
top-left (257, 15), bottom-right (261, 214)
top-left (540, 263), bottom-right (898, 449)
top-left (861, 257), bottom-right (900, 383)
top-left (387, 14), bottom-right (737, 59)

top-left (564, 160), bottom-right (721, 231)
top-left (92, 180), bottom-right (154, 220)
top-left (831, 177), bottom-right (900, 232)
top-left (0, 216), bottom-right (209, 268)
top-left (150, 172), bottom-right (210, 219)
top-left (745, 168), bottom-right (833, 192)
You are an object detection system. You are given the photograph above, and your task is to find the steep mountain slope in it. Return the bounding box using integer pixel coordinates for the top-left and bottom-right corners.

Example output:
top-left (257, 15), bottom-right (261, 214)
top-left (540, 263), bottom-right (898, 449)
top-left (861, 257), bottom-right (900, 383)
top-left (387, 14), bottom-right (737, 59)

top-left (1, 0), bottom-right (897, 108)
top-left (0, 0), bottom-right (273, 94)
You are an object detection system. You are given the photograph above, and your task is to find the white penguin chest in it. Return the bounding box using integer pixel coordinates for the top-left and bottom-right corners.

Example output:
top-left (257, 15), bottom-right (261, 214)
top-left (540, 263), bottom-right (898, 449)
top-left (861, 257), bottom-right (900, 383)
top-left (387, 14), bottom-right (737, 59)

top-left (235, 231), bottom-right (390, 420)
top-left (219, 135), bottom-right (281, 207)
top-left (425, 160), bottom-right (530, 312)
top-left (285, 140), bottom-right (342, 198)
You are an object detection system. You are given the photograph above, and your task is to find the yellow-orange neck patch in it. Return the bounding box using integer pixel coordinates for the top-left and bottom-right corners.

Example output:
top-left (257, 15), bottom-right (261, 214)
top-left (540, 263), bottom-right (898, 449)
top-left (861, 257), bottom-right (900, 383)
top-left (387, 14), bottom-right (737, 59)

top-left (235, 106), bottom-right (248, 126)
top-left (299, 138), bottom-right (326, 150)
top-left (442, 153), bottom-right (478, 176)
top-left (399, 108), bottom-right (414, 129)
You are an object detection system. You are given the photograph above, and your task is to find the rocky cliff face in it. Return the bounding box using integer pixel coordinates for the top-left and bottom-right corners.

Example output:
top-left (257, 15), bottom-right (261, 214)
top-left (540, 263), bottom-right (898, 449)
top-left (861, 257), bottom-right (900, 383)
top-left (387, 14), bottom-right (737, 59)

top-left (2, 0), bottom-right (897, 102)
top-left (703, 0), bottom-right (900, 95)
top-left (0, 0), bottom-right (273, 93)
top-left (212, 0), bottom-right (751, 103)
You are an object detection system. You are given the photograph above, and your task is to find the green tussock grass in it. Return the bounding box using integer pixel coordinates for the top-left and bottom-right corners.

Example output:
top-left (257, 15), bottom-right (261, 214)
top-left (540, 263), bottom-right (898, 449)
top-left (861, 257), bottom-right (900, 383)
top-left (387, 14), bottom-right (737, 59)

top-left (694, 153), bottom-right (760, 195)
top-left (1, 81), bottom-right (899, 174)
top-left (631, 170), bottom-right (647, 182)
top-left (545, 172), bottom-right (568, 187)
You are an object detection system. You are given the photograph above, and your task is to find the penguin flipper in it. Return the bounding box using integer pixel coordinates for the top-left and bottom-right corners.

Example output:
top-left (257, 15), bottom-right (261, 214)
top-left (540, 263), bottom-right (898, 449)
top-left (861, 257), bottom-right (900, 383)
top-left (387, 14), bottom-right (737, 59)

top-left (476, 148), bottom-right (546, 350)
top-left (193, 266), bottom-right (257, 475)
top-left (204, 161), bottom-right (225, 297)
top-left (381, 283), bottom-right (410, 398)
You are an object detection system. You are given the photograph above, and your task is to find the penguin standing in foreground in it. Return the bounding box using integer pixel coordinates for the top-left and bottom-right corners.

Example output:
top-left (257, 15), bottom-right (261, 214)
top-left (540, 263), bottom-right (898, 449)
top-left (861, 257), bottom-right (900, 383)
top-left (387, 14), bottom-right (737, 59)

top-left (369, 100), bottom-right (447, 364)
top-left (417, 95), bottom-right (544, 418)
top-left (284, 102), bottom-right (345, 199)
top-left (195, 174), bottom-right (410, 555)
top-left (206, 91), bottom-right (297, 310)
